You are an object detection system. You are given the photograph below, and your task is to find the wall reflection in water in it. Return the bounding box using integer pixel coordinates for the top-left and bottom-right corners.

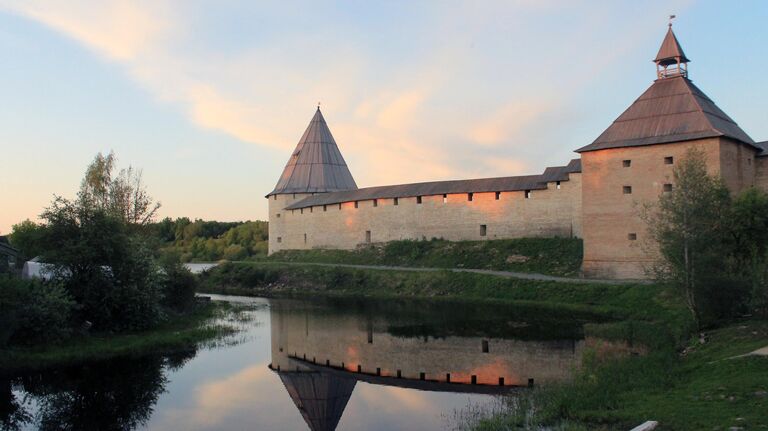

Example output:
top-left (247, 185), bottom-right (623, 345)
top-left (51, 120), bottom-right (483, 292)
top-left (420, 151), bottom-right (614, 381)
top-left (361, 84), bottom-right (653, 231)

top-left (269, 298), bottom-right (586, 431)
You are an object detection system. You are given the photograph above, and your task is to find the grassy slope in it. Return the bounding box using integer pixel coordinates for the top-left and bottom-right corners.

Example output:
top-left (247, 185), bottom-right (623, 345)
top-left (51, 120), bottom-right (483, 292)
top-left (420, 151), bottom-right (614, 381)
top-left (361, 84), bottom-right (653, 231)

top-left (472, 321), bottom-right (768, 431)
top-left (0, 302), bottom-right (236, 371)
top-left (263, 237), bottom-right (583, 277)
top-left (199, 262), bottom-right (767, 430)
top-left (198, 262), bottom-right (682, 324)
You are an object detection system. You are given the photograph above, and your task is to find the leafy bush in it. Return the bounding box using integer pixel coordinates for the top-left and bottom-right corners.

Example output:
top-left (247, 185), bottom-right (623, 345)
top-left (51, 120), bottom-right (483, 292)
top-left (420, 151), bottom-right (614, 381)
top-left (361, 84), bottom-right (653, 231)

top-left (0, 278), bottom-right (75, 347)
top-left (160, 260), bottom-right (198, 312)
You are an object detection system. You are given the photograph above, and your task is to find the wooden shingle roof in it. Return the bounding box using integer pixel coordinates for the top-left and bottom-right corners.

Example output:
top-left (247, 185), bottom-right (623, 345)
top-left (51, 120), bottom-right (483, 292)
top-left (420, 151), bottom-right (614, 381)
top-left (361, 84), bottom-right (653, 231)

top-left (654, 27), bottom-right (690, 66)
top-left (268, 108), bottom-right (358, 196)
top-left (576, 76), bottom-right (755, 153)
top-left (285, 159), bottom-right (581, 210)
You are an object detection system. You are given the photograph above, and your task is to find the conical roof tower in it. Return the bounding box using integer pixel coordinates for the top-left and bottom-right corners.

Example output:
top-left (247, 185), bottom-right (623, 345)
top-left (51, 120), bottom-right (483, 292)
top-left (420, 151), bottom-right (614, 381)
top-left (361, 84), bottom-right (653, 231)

top-left (278, 371), bottom-right (357, 431)
top-left (576, 23), bottom-right (755, 153)
top-left (268, 107), bottom-right (357, 196)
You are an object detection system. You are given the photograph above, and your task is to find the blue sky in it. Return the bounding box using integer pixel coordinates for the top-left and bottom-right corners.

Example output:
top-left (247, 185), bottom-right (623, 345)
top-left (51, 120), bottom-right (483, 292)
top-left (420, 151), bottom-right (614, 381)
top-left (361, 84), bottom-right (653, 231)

top-left (1, 0), bottom-right (766, 233)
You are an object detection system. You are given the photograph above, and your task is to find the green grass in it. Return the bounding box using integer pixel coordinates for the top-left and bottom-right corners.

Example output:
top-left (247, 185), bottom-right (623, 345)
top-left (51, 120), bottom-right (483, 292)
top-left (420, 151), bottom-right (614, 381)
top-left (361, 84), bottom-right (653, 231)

top-left (199, 262), bottom-right (687, 328)
top-left (0, 302), bottom-right (238, 371)
top-left (466, 320), bottom-right (768, 431)
top-left (261, 237), bottom-right (583, 277)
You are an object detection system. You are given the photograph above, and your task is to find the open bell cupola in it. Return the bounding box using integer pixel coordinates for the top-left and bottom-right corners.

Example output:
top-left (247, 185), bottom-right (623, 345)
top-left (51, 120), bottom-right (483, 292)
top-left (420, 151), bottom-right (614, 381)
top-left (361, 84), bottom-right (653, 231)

top-left (654, 19), bottom-right (690, 79)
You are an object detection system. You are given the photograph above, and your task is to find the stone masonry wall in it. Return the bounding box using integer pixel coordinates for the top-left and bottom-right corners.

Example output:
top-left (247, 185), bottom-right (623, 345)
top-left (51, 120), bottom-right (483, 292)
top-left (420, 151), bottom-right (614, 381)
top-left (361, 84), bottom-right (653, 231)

top-left (755, 157), bottom-right (768, 192)
top-left (268, 173), bottom-right (582, 254)
top-left (580, 137), bottom-right (757, 279)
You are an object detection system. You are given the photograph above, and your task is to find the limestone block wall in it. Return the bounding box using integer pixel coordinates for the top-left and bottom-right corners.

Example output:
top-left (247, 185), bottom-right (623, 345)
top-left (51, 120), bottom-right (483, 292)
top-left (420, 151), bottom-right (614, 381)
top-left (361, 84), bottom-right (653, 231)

top-left (267, 173), bottom-right (582, 254)
top-left (755, 157), bottom-right (768, 191)
top-left (719, 138), bottom-right (757, 193)
top-left (268, 193), bottom-right (312, 255)
top-left (581, 138), bottom-right (732, 279)
top-left (270, 307), bottom-right (583, 386)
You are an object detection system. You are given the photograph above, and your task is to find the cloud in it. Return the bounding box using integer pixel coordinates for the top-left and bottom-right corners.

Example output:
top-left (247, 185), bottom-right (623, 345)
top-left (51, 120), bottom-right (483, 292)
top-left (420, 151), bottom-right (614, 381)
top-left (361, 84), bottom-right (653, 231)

top-left (468, 101), bottom-right (551, 146)
top-left (0, 0), bottom-right (698, 200)
top-left (376, 89), bottom-right (430, 130)
top-left (0, 1), bottom-right (169, 61)
top-left (184, 84), bottom-right (290, 148)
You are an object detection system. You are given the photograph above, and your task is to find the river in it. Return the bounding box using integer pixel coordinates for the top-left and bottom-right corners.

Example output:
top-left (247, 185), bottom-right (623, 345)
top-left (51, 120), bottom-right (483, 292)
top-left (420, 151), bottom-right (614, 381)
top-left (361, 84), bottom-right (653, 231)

top-left (2, 294), bottom-right (594, 430)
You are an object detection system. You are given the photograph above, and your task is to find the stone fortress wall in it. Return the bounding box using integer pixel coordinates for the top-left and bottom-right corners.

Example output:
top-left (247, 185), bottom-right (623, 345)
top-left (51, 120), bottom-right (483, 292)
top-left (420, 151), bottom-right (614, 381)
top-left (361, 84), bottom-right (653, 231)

top-left (581, 137), bottom-right (759, 279)
top-left (268, 172), bottom-right (582, 254)
top-left (266, 26), bottom-right (766, 279)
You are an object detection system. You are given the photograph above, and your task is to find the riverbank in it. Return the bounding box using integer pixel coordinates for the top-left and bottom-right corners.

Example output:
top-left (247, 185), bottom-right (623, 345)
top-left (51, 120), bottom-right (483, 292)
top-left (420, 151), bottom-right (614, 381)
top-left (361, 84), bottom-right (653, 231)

top-left (464, 319), bottom-right (768, 431)
top-left (198, 262), bottom-right (683, 324)
top-left (197, 262), bottom-right (767, 430)
top-left (0, 301), bottom-right (239, 372)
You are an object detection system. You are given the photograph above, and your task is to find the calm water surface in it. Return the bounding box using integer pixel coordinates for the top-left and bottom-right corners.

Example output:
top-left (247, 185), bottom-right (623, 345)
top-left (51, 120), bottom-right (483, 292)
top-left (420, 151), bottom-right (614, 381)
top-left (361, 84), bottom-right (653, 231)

top-left (3, 294), bottom-right (594, 431)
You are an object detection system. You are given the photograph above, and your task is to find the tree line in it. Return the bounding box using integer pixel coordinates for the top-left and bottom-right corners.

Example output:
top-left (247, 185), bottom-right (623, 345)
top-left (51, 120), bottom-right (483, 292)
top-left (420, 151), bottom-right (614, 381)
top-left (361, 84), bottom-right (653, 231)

top-left (145, 217), bottom-right (268, 262)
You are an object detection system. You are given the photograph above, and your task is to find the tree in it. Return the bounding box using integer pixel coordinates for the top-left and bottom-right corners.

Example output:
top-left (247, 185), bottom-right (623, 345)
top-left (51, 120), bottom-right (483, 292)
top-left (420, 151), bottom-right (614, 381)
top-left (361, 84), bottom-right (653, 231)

top-left (642, 148), bottom-right (733, 329)
top-left (79, 151), bottom-right (161, 228)
top-left (8, 220), bottom-right (45, 261)
top-left (39, 196), bottom-right (164, 331)
top-left (730, 187), bottom-right (768, 317)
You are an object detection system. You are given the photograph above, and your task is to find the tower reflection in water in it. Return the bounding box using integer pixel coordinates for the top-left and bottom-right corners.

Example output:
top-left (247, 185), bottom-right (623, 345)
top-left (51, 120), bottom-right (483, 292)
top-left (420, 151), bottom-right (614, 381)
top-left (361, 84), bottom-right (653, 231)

top-left (268, 298), bottom-right (586, 431)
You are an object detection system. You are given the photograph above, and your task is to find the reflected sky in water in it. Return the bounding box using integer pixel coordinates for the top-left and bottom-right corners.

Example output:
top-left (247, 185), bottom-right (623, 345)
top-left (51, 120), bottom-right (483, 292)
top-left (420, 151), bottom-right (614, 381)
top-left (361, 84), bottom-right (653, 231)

top-left (4, 295), bottom-right (592, 431)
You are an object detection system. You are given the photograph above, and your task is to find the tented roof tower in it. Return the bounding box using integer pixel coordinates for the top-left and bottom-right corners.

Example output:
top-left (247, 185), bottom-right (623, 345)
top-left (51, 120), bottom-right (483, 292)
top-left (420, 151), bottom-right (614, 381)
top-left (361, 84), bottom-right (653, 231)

top-left (268, 107), bottom-right (357, 196)
top-left (576, 23), bottom-right (755, 153)
top-left (278, 371), bottom-right (357, 431)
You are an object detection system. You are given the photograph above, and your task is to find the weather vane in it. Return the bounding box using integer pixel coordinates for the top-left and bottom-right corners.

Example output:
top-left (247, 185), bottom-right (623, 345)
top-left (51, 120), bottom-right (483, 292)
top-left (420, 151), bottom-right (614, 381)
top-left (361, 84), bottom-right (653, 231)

top-left (669, 14), bottom-right (676, 27)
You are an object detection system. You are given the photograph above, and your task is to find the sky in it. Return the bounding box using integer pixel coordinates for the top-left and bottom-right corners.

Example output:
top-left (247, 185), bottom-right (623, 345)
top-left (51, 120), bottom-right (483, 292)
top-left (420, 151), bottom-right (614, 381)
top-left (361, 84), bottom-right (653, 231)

top-left (1, 0), bottom-right (766, 234)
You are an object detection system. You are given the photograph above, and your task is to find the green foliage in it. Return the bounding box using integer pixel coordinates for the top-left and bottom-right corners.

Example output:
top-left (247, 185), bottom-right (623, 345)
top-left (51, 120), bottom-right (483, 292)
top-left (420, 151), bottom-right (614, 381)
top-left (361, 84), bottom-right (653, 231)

top-left (158, 257), bottom-right (198, 312)
top-left (269, 237), bottom-right (583, 276)
top-left (199, 262), bottom-right (687, 326)
top-left (146, 218), bottom-right (269, 262)
top-left (0, 278), bottom-right (75, 347)
top-left (79, 151), bottom-right (160, 227)
top-left (730, 187), bottom-right (768, 317)
top-left (643, 148), bottom-right (745, 327)
top-left (465, 321), bottom-right (768, 431)
top-left (0, 302), bottom-right (238, 371)
top-left (8, 219), bottom-right (45, 261)
top-left (39, 197), bottom-right (165, 331)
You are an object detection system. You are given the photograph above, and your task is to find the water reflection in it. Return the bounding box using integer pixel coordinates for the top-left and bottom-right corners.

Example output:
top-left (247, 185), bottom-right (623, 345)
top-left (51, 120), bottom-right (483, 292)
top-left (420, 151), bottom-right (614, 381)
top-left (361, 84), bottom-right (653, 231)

top-left (269, 298), bottom-right (587, 431)
top-left (2, 296), bottom-right (592, 431)
top-left (1, 350), bottom-right (196, 431)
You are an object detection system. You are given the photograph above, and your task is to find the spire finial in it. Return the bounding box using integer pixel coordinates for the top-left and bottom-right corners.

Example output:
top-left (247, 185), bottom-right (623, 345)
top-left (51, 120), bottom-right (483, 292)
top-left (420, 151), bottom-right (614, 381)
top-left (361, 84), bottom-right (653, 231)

top-left (654, 17), bottom-right (689, 79)
top-left (317, 101), bottom-right (321, 111)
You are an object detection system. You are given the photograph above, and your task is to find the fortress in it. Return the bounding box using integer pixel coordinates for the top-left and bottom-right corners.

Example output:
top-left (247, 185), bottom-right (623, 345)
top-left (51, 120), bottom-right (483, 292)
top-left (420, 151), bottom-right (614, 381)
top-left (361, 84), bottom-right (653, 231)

top-left (267, 25), bottom-right (767, 279)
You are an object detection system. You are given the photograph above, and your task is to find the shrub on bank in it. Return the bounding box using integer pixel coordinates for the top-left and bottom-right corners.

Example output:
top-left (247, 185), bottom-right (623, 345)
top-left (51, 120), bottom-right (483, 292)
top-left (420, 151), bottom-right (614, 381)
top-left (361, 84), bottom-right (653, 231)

top-left (0, 278), bottom-right (75, 347)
